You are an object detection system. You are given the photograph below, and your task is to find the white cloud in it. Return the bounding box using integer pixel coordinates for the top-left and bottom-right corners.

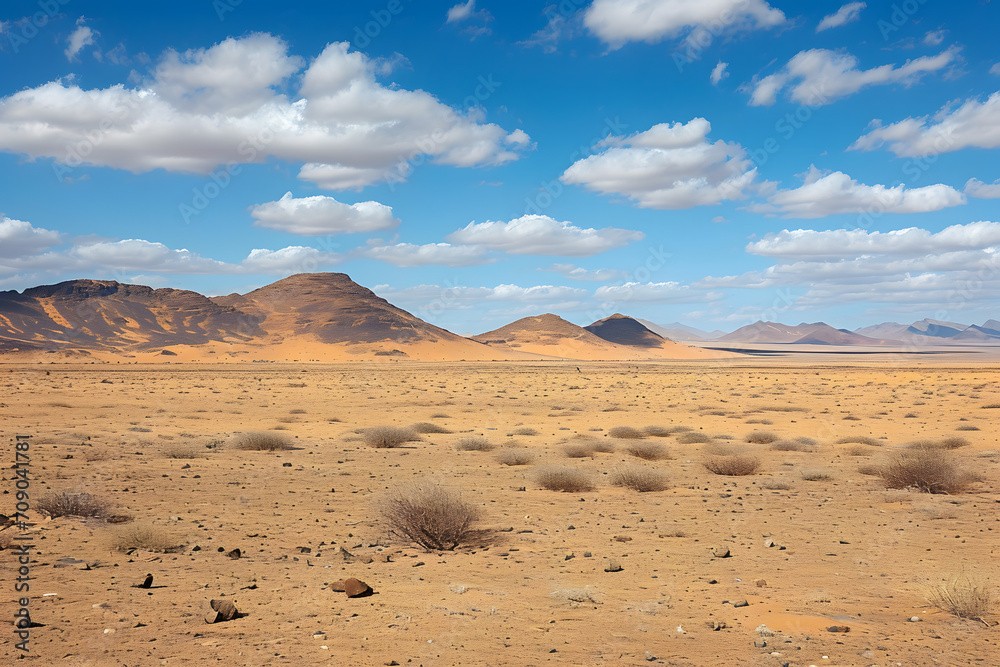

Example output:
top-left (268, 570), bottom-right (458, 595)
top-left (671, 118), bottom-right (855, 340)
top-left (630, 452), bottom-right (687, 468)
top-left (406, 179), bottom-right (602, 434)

top-left (710, 61), bottom-right (729, 86)
top-left (239, 246), bottom-right (341, 273)
top-left (374, 283), bottom-right (588, 303)
top-left (815, 2), bottom-right (865, 32)
top-left (250, 192), bottom-right (399, 235)
top-left (0, 34), bottom-right (528, 190)
top-left (583, 0), bottom-right (785, 50)
top-left (446, 214), bottom-right (644, 255)
top-left (65, 18), bottom-right (97, 61)
top-left (751, 166), bottom-right (965, 218)
top-left (357, 242), bottom-right (491, 267)
top-left (851, 91), bottom-right (1000, 157)
top-left (749, 48), bottom-right (958, 106)
top-left (991, 63), bottom-right (1000, 76)
top-left (561, 118), bottom-right (757, 209)
top-left (594, 281), bottom-right (721, 303)
top-left (446, 0), bottom-right (476, 23)
top-left (70, 239), bottom-right (232, 273)
top-left (965, 178), bottom-right (1000, 199)
top-left (0, 217), bottom-right (63, 257)
top-left (923, 29), bottom-right (945, 46)
top-left (546, 264), bottom-right (625, 281)
top-left (520, 8), bottom-right (579, 53)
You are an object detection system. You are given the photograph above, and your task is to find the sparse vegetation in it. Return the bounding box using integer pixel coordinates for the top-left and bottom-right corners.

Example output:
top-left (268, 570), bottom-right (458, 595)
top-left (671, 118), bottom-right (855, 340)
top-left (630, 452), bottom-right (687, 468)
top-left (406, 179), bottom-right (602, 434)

top-left (378, 482), bottom-right (483, 551)
top-left (563, 442), bottom-right (595, 458)
top-left (955, 425), bottom-right (980, 431)
top-left (677, 432), bottom-right (713, 444)
top-left (495, 449), bottom-right (534, 466)
top-left (745, 430), bottom-right (779, 444)
top-left (363, 426), bottom-right (418, 448)
top-left (512, 427), bottom-right (538, 436)
top-left (846, 445), bottom-right (873, 456)
top-left (232, 431), bottom-right (293, 451)
top-left (908, 437), bottom-right (970, 450)
top-left (623, 441), bottom-right (671, 461)
top-left (36, 491), bottom-right (110, 518)
top-left (535, 466), bottom-right (596, 492)
top-left (609, 465), bottom-right (669, 492)
top-left (877, 449), bottom-right (975, 494)
top-left (770, 439), bottom-right (811, 452)
top-left (162, 445), bottom-right (200, 459)
top-left (704, 454), bottom-right (761, 476)
top-left (800, 469), bottom-right (833, 481)
top-left (760, 478), bottom-right (791, 490)
top-left (608, 426), bottom-right (645, 439)
top-left (926, 574), bottom-right (994, 623)
top-left (110, 522), bottom-right (179, 552)
top-left (410, 421), bottom-right (453, 434)
top-left (456, 435), bottom-right (495, 451)
top-left (837, 436), bottom-right (882, 446)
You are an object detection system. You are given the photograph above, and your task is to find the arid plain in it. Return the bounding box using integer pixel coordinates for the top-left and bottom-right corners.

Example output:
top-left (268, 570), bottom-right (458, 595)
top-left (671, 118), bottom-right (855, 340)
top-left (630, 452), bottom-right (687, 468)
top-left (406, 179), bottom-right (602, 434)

top-left (3, 358), bottom-right (998, 666)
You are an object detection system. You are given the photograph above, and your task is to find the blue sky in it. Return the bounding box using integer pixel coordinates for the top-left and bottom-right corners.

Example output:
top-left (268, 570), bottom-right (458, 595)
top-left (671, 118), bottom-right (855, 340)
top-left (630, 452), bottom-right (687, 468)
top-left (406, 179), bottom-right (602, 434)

top-left (1, 0), bottom-right (999, 335)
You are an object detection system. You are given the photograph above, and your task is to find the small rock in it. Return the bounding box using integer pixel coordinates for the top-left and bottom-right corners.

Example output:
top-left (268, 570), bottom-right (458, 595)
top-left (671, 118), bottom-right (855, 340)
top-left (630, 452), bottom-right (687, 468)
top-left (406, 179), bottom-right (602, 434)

top-left (754, 640), bottom-right (767, 648)
top-left (329, 580), bottom-right (346, 592)
top-left (755, 579), bottom-right (767, 587)
top-left (282, 462), bottom-right (292, 467)
top-left (644, 651), bottom-right (656, 661)
top-left (226, 548), bottom-right (241, 559)
top-left (708, 620), bottom-right (726, 631)
top-left (205, 598), bottom-right (239, 624)
top-left (344, 578), bottom-right (372, 598)
top-left (732, 599), bottom-right (749, 608)
top-left (909, 616), bottom-right (922, 622)
top-left (134, 573), bottom-right (153, 589)
top-left (604, 559), bottom-right (623, 573)
top-left (826, 625), bottom-right (850, 633)
top-left (712, 546), bottom-right (731, 558)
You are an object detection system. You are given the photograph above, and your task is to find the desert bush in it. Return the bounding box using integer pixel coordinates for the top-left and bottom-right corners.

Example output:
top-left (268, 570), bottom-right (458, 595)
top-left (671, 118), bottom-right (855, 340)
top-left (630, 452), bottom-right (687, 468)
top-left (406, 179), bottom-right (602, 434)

top-left (926, 574), bottom-right (993, 622)
top-left (456, 436), bottom-right (495, 452)
top-left (111, 522), bottom-right (179, 552)
top-left (512, 427), bottom-right (538, 436)
top-left (956, 425), bottom-right (980, 431)
top-left (677, 432), bottom-right (713, 444)
top-left (704, 454), bottom-right (761, 476)
top-left (745, 430), bottom-right (779, 444)
top-left (760, 478), bottom-right (791, 490)
top-left (878, 449), bottom-right (974, 494)
top-left (837, 435), bottom-right (882, 446)
top-left (232, 431), bottom-right (293, 451)
top-left (846, 445), bottom-right (873, 456)
top-left (981, 403), bottom-right (1000, 409)
top-left (36, 491), bottom-right (110, 518)
top-left (642, 425), bottom-right (674, 437)
top-left (410, 422), bottom-right (453, 434)
top-left (770, 439), bottom-right (811, 452)
top-left (758, 405), bottom-right (809, 412)
top-left (162, 445), bottom-right (200, 459)
top-left (563, 442), bottom-right (595, 458)
top-left (623, 441), bottom-right (671, 461)
top-left (588, 439), bottom-right (617, 453)
top-left (609, 465), bottom-right (669, 492)
top-left (535, 466), bottom-right (596, 492)
top-left (800, 469), bottom-right (833, 481)
top-left (363, 426), bottom-right (418, 448)
top-left (495, 449), bottom-right (534, 466)
top-left (745, 418), bottom-right (773, 425)
top-left (908, 437), bottom-right (970, 450)
top-left (378, 482), bottom-right (482, 551)
top-left (608, 426), bottom-right (645, 439)
top-left (857, 463), bottom-right (881, 476)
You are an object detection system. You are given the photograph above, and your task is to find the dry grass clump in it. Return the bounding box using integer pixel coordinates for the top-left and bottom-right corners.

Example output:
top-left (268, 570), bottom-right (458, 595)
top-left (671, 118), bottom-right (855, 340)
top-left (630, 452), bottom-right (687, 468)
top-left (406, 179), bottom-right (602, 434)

top-left (378, 482), bottom-right (482, 551)
top-left (981, 403), bottom-right (1000, 409)
top-left (926, 574), bottom-right (994, 623)
top-left (609, 465), bottom-right (669, 492)
top-left (623, 441), bottom-right (672, 461)
top-left (456, 436), bottom-right (495, 452)
top-left (800, 469), bottom-right (833, 481)
top-left (162, 445), bottom-right (200, 459)
top-left (677, 432), bottom-right (713, 444)
top-left (363, 426), bottom-right (418, 449)
top-left (745, 430), bottom-right (779, 444)
top-left (512, 427), bottom-right (538, 436)
top-left (110, 522), bottom-right (179, 552)
top-left (955, 425), bottom-right (980, 431)
top-left (704, 454), bottom-right (761, 476)
top-left (535, 466), bottom-right (596, 492)
top-left (878, 449), bottom-right (975, 494)
top-left (745, 418), bottom-right (773, 425)
top-left (232, 431), bottom-right (293, 451)
top-left (908, 437), bottom-right (970, 450)
top-left (495, 449), bottom-right (535, 466)
top-left (857, 463), bottom-right (881, 476)
top-left (36, 491), bottom-right (111, 518)
top-left (563, 442), bottom-right (596, 458)
top-left (760, 478), bottom-right (791, 490)
top-left (608, 426), bottom-right (645, 439)
top-left (642, 425), bottom-right (674, 437)
top-left (410, 421), bottom-right (453, 434)
top-left (770, 439), bottom-right (812, 452)
top-left (837, 435), bottom-right (882, 446)
top-left (588, 440), bottom-right (617, 453)
top-left (846, 445), bottom-right (874, 456)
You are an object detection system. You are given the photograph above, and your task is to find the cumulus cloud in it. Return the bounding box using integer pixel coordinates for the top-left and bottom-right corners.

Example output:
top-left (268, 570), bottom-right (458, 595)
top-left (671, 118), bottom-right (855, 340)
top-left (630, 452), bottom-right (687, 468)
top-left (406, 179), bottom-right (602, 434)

top-left (546, 264), bottom-right (625, 281)
top-left (446, 214), bottom-right (644, 255)
top-left (250, 192), bottom-right (399, 235)
top-left (374, 282), bottom-right (588, 305)
top-left (851, 91), bottom-right (1000, 157)
top-left (751, 166), bottom-right (965, 218)
top-left (815, 2), bottom-right (865, 32)
top-left (991, 63), bottom-right (1000, 76)
top-left (357, 242), bottom-right (491, 267)
top-left (594, 281), bottom-right (721, 303)
top-left (583, 0), bottom-right (785, 50)
top-left (0, 34), bottom-right (528, 190)
top-left (923, 29), bottom-right (945, 46)
top-left (965, 178), bottom-right (1000, 199)
top-left (239, 246), bottom-right (341, 273)
top-left (749, 47), bottom-right (958, 106)
top-left (446, 0), bottom-right (476, 23)
top-left (0, 217), bottom-right (63, 257)
top-left (65, 18), bottom-right (97, 61)
top-left (560, 118), bottom-right (757, 209)
top-left (710, 61), bottom-right (729, 86)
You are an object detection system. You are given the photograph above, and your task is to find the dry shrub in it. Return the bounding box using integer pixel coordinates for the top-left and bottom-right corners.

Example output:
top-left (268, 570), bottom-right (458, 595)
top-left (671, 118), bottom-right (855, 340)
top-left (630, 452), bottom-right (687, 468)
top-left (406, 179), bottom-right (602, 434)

top-left (608, 426), bottom-right (645, 439)
top-left (956, 425), bottom-right (980, 431)
top-left (800, 469), bottom-right (833, 481)
top-left (36, 491), bottom-right (110, 518)
top-left (563, 442), bottom-right (595, 458)
top-left (878, 449), bottom-right (974, 494)
top-left (857, 463), bottom-right (881, 476)
top-left (770, 439), bottom-right (811, 452)
top-left (908, 437), bottom-right (970, 450)
top-left (703, 441), bottom-right (743, 456)
top-left (837, 435), bottom-right (882, 446)
top-left (609, 465), bottom-right (669, 492)
top-left (378, 482), bottom-right (482, 551)
top-left (745, 418), bottom-right (773, 425)
top-left (410, 422), bottom-right (453, 434)
top-left (677, 432), bottom-right (713, 444)
top-left (162, 445), bottom-right (200, 459)
top-left (846, 445), bottom-right (873, 456)
top-left (232, 431), bottom-right (293, 451)
top-left (456, 436), bottom-right (495, 452)
top-left (981, 403), bottom-right (1000, 409)
top-left (642, 425), bottom-right (675, 437)
top-left (495, 449), bottom-right (534, 466)
top-left (704, 454), bottom-right (761, 476)
top-left (588, 439), bottom-right (617, 453)
top-left (926, 574), bottom-right (994, 622)
top-left (760, 478), bottom-right (791, 490)
top-left (512, 427), bottom-right (538, 436)
top-left (363, 426), bottom-right (418, 448)
top-left (758, 405), bottom-right (809, 413)
top-left (535, 466), bottom-right (596, 492)
top-left (745, 430), bottom-right (779, 444)
top-left (111, 522), bottom-right (179, 552)
top-left (623, 441), bottom-right (672, 461)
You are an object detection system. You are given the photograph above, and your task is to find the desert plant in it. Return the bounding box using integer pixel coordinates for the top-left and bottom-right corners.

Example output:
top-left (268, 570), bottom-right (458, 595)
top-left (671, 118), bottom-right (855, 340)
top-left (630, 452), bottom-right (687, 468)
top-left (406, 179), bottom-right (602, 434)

top-left (110, 522), bottom-right (179, 552)
top-left (857, 463), bottom-right (881, 476)
top-left (562, 442), bottom-right (595, 458)
top-left (760, 478), bottom-right (791, 490)
top-left (704, 454), bottom-right (761, 476)
top-left (378, 482), bottom-right (482, 550)
top-left (512, 427), bottom-right (538, 436)
top-left (877, 449), bottom-right (974, 494)
top-left (745, 430), bottom-right (779, 444)
top-left (35, 491), bottom-right (110, 518)
top-left (770, 439), bottom-right (811, 452)
top-left (846, 445), bottom-right (873, 456)
top-left (232, 431), bottom-right (293, 451)
top-left (800, 469), bottom-right (833, 481)
top-left (162, 445), bottom-right (199, 459)
top-left (588, 439), bottom-right (617, 453)
top-left (363, 426), bottom-right (418, 448)
top-left (908, 437), bottom-right (970, 450)
top-left (837, 435), bottom-right (882, 446)
top-left (745, 418), bottom-right (773, 425)
top-left (608, 426), bottom-right (645, 439)
top-left (609, 465), bottom-right (669, 492)
top-left (410, 422), bottom-right (453, 434)
top-left (535, 466), bottom-right (596, 492)
top-left (956, 425), bottom-right (980, 431)
top-left (623, 441), bottom-right (671, 461)
top-left (926, 574), bottom-right (994, 623)
top-left (456, 436), bottom-right (495, 452)
top-left (677, 432), bottom-right (714, 444)
top-left (642, 425), bottom-right (674, 437)
top-left (495, 449), bottom-right (534, 466)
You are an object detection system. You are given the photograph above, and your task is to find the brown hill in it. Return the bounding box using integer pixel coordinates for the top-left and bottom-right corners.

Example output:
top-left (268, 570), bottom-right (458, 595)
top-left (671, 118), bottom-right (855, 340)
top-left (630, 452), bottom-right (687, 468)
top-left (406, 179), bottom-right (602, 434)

top-left (718, 320), bottom-right (896, 345)
top-left (585, 313), bottom-right (668, 347)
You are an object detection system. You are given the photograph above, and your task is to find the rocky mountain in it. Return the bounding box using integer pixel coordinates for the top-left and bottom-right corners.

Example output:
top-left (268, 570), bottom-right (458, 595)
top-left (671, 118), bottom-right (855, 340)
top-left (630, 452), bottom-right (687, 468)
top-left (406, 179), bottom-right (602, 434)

top-left (716, 321), bottom-right (896, 345)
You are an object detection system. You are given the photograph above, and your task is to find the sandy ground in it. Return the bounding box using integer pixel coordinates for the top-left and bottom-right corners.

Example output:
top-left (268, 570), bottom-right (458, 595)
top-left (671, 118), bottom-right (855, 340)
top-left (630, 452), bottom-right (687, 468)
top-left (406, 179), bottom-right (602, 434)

top-left (1, 359), bottom-right (998, 666)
